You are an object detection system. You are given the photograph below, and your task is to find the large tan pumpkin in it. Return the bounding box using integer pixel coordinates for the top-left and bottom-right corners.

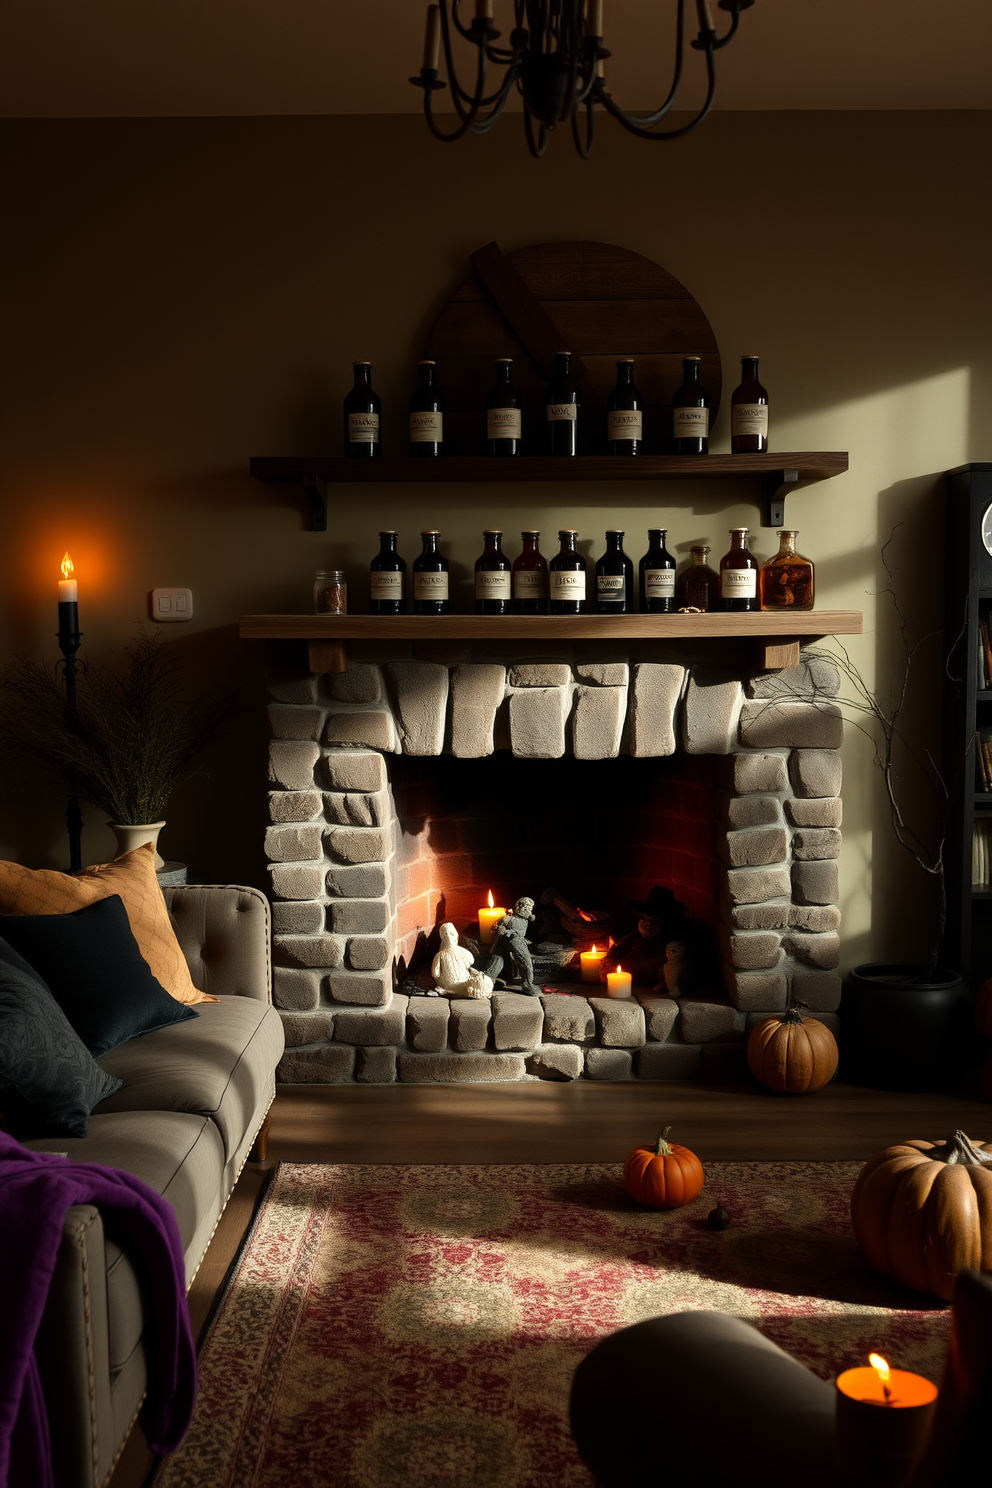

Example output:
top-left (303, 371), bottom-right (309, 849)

top-left (850, 1130), bottom-right (992, 1301)
top-left (746, 1004), bottom-right (838, 1094)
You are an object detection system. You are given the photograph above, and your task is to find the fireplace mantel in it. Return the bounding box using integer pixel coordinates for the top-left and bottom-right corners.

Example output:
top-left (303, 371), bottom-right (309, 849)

top-left (240, 609), bottom-right (864, 674)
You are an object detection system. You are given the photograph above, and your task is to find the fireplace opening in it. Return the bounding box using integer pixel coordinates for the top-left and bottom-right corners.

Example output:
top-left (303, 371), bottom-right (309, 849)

top-left (388, 751), bottom-right (720, 987)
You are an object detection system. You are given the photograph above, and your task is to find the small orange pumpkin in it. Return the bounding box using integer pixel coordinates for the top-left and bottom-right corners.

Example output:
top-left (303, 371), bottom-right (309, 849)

top-left (622, 1127), bottom-right (704, 1209)
top-left (850, 1130), bottom-right (992, 1301)
top-left (747, 1004), bottom-right (838, 1094)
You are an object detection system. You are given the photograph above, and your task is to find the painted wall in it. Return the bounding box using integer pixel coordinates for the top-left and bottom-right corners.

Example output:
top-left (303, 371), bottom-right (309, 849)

top-left (2, 111), bottom-right (990, 972)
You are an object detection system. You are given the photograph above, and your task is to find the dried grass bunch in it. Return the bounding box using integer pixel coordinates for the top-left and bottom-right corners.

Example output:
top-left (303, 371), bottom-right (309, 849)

top-left (0, 631), bottom-right (233, 824)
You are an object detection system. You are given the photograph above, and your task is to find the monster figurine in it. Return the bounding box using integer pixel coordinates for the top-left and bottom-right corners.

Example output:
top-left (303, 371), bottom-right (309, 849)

top-left (482, 896), bottom-right (540, 996)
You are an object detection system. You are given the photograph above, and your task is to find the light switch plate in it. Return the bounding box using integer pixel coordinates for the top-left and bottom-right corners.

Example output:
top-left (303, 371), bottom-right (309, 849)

top-left (150, 586), bottom-right (193, 622)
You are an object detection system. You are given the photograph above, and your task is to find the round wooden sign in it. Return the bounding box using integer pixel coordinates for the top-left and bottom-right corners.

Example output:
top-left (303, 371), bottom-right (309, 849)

top-left (426, 240), bottom-right (721, 457)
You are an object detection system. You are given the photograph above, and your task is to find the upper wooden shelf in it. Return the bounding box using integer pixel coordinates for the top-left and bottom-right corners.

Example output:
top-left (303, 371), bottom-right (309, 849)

top-left (249, 452), bottom-right (849, 531)
top-left (241, 609), bottom-right (863, 675)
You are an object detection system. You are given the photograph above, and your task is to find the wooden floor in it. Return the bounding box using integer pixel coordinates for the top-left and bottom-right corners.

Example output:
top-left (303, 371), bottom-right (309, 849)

top-left (117, 1078), bottom-right (990, 1488)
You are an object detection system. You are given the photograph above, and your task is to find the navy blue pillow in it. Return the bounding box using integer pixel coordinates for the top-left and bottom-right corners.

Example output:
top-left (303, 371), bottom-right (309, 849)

top-left (0, 895), bottom-right (197, 1057)
top-left (0, 936), bottom-right (124, 1137)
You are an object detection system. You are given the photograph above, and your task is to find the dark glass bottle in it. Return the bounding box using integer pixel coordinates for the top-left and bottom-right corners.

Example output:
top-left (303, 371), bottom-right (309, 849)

top-left (475, 530), bottom-right (512, 615)
top-left (606, 358), bottom-right (643, 456)
top-left (343, 361), bottom-right (381, 458)
top-left (639, 528), bottom-right (677, 613)
top-left (512, 530), bottom-right (549, 615)
top-left (672, 356), bottom-right (710, 455)
top-left (412, 530), bottom-right (450, 615)
top-left (545, 350), bottom-right (581, 456)
top-left (730, 355), bottom-right (769, 453)
top-left (595, 531), bottom-right (634, 614)
top-left (677, 545), bottom-right (721, 611)
top-left (409, 360), bottom-right (443, 458)
top-left (719, 528), bottom-right (759, 612)
top-left (549, 529), bottom-right (587, 615)
top-left (760, 530), bottom-right (814, 610)
top-left (369, 530), bottom-right (406, 615)
top-left (486, 358), bottom-right (522, 456)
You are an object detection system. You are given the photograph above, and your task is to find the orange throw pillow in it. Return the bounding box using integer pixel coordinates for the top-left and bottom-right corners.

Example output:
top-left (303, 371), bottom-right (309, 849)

top-left (0, 844), bottom-right (217, 1005)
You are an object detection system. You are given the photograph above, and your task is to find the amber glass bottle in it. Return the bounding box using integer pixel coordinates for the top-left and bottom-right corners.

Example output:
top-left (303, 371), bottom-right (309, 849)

top-left (549, 530), bottom-right (587, 615)
top-left (475, 530), bottom-right (512, 615)
top-left (730, 356), bottom-right (768, 453)
top-left (719, 528), bottom-right (759, 612)
top-left (760, 530), bottom-right (814, 610)
top-left (676, 545), bottom-right (720, 611)
top-left (672, 356), bottom-right (709, 455)
top-left (512, 531), bottom-right (549, 615)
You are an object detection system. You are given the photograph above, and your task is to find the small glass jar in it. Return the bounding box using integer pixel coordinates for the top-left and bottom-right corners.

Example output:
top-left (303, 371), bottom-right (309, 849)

top-left (760, 531), bottom-right (814, 610)
top-left (314, 569), bottom-right (347, 614)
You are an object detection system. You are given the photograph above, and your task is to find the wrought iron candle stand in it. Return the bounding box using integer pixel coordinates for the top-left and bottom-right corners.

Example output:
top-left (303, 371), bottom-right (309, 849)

top-left (57, 599), bottom-right (84, 871)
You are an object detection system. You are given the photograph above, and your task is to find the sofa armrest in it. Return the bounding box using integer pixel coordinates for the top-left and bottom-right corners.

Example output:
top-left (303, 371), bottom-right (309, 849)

top-left (163, 884), bottom-right (271, 1002)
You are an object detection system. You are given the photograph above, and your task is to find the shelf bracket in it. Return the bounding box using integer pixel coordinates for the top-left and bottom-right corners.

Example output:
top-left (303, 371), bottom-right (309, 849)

top-left (766, 468), bottom-right (799, 528)
top-left (303, 472), bottom-right (328, 531)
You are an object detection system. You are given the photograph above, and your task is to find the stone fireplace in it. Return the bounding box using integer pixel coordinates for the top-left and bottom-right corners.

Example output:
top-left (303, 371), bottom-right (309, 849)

top-left (263, 640), bottom-right (843, 1085)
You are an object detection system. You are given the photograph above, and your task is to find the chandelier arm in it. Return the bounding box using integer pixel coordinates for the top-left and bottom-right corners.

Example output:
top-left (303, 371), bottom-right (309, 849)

top-left (557, 3), bottom-right (585, 121)
top-left (423, 84), bottom-right (489, 143)
top-left (449, 0), bottom-right (478, 45)
top-left (593, 39), bottom-right (716, 140)
top-left (709, 1), bottom-right (743, 50)
top-left (602, 0), bottom-right (687, 130)
top-left (469, 71), bottom-right (521, 133)
top-left (570, 95), bottom-right (596, 158)
top-left (523, 101), bottom-right (549, 159)
top-left (439, 3), bottom-right (492, 117)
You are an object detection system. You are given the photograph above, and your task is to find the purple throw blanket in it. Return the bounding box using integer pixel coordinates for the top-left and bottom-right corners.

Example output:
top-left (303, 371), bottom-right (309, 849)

top-left (0, 1130), bottom-right (197, 1488)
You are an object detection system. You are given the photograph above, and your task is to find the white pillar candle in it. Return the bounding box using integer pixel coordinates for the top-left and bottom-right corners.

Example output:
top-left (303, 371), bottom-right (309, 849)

top-left (606, 966), bottom-right (632, 998)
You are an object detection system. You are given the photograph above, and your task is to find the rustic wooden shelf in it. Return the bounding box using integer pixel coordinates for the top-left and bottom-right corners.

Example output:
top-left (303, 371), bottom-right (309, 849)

top-left (249, 452), bottom-right (849, 531)
top-left (241, 609), bottom-right (863, 675)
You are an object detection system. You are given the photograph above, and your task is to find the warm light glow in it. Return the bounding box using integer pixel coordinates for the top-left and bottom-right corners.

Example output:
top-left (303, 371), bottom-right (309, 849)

top-left (616, 965), bottom-right (623, 975)
top-left (869, 1354), bottom-right (890, 1384)
top-left (591, 944), bottom-right (598, 954)
top-left (61, 551), bottom-right (74, 579)
top-left (487, 889), bottom-right (494, 909)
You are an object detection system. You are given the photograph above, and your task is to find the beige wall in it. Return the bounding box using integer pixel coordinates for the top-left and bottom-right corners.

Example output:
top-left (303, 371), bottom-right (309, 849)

top-left (2, 111), bottom-right (990, 970)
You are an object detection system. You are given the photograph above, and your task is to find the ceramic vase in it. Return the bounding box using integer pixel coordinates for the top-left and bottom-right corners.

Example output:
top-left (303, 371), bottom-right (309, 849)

top-left (109, 820), bottom-right (167, 871)
top-left (841, 963), bottom-right (970, 1092)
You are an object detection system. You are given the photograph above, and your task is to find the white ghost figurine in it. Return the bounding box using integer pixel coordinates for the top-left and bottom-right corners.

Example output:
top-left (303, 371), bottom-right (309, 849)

top-left (431, 922), bottom-right (493, 999)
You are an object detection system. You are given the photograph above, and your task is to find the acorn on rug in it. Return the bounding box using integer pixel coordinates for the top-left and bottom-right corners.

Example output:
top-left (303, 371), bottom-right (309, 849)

top-left (154, 1162), bottom-right (950, 1488)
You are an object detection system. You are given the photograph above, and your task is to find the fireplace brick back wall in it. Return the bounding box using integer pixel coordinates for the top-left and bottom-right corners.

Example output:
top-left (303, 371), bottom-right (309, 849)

top-left (264, 642), bottom-right (844, 1086)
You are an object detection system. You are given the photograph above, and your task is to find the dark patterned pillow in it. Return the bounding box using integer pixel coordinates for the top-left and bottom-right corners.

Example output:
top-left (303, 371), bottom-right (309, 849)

top-left (0, 936), bottom-right (123, 1138)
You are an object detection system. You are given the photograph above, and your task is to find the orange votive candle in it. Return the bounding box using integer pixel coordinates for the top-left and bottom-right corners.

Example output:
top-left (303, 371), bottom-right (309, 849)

top-left (580, 945), bottom-right (607, 983)
top-left (478, 890), bottom-right (505, 946)
top-left (835, 1358), bottom-right (938, 1488)
top-left (606, 965), bottom-right (632, 998)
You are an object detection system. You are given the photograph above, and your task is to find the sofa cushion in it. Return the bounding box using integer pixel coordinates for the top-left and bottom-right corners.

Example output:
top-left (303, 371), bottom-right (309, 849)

top-left (0, 895), bottom-right (198, 1056)
top-left (94, 996), bottom-right (284, 1162)
top-left (0, 937), bottom-right (124, 1136)
top-left (0, 845), bottom-right (216, 1004)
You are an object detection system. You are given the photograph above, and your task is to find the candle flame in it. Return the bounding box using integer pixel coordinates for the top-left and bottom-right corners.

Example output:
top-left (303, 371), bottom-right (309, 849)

top-left (487, 889), bottom-right (494, 909)
top-left (615, 965), bottom-right (623, 975)
top-left (60, 552), bottom-right (74, 579)
top-left (608, 936), bottom-right (614, 948)
top-left (869, 1354), bottom-right (890, 1384)
top-left (591, 945), bottom-right (598, 954)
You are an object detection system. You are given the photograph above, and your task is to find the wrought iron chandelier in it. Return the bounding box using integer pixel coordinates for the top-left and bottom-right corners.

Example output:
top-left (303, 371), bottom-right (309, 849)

top-left (411, 0), bottom-right (754, 158)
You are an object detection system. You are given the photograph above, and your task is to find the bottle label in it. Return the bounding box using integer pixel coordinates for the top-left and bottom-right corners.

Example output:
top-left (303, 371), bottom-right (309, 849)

top-left (414, 571), bottom-right (449, 600)
top-left (547, 403), bottom-right (577, 422)
top-left (673, 407), bottom-right (709, 438)
top-left (608, 410), bottom-right (643, 441)
top-left (732, 403), bottom-right (768, 438)
top-left (721, 568), bottom-right (757, 598)
top-left (513, 569), bottom-right (548, 598)
top-left (348, 412), bottom-right (380, 443)
top-left (410, 411), bottom-right (443, 442)
top-left (487, 408), bottom-right (522, 439)
top-left (371, 572), bottom-right (404, 600)
top-left (550, 570), bottom-right (586, 601)
top-left (475, 570), bottom-right (511, 599)
top-left (597, 575), bottom-right (625, 598)
top-left (645, 568), bottom-right (676, 597)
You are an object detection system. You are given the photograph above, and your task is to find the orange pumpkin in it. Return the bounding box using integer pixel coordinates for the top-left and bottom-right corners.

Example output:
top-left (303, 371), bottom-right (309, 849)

top-left (747, 1004), bottom-right (838, 1094)
top-left (850, 1130), bottom-right (992, 1301)
top-left (622, 1127), bottom-right (704, 1209)
top-left (974, 976), bottom-right (992, 1038)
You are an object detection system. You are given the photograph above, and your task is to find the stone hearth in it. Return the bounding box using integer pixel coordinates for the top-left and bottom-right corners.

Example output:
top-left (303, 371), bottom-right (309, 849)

top-left (264, 641), bottom-right (843, 1085)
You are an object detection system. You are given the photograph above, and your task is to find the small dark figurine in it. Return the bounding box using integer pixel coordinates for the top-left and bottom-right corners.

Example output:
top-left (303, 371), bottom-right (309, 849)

top-left (601, 886), bottom-right (689, 992)
top-left (707, 1205), bottom-right (731, 1231)
top-left (483, 896), bottom-right (540, 996)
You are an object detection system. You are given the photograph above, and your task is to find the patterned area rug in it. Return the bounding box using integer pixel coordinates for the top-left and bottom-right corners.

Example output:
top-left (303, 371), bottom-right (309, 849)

top-left (156, 1162), bottom-right (950, 1488)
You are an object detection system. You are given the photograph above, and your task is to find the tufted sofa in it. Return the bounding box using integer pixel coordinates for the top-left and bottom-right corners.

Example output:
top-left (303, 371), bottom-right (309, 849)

top-left (24, 883), bottom-right (286, 1488)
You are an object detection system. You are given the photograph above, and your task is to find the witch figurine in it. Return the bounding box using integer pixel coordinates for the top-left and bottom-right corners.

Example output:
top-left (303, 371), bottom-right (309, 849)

top-left (601, 886), bottom-right (690, 993)
top-left (482, 896), bottom-right (540, 996)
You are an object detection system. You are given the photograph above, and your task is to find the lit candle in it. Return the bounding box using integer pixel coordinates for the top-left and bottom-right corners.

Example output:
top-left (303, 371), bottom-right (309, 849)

top-left (580, 944), bottom-right (607, 984)
top-left (834, 1354), bottom-right (938, 1488)
top-left (606, 964), bottom-right (632, 998)
top-left (422, 5), bottom-right (441, 70)
top-left (695, 0), bottom-right (714, 33)
top-left (58, 551), bottom-right (77, 603)
top-left (588, 0), bottom-right (604, 37)
top-left (478, 890), bottom-right (506, 946)
top-left (475, 0), bottom-right (494, 19)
